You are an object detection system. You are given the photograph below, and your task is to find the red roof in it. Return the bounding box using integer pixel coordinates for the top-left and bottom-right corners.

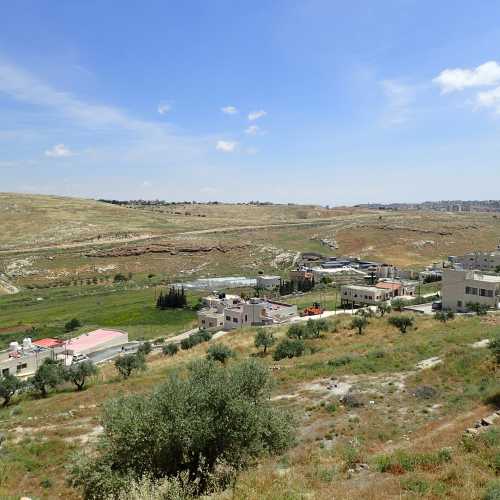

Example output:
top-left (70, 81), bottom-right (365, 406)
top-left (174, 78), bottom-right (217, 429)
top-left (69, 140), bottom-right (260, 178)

top-left (33, 338), bottom-right (63, 349)
top-left (375, 282), bottom-right (402, 290)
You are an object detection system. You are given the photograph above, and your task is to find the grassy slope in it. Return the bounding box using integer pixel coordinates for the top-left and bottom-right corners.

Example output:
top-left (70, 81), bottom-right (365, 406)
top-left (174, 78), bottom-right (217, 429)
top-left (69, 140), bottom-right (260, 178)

top-left (0, 313), bottom-right (498, 499)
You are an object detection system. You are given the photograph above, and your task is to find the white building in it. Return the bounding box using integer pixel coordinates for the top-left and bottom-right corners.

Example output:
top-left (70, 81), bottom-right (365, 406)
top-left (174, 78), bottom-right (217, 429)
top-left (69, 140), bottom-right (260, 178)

top-left (311, 266), bottom-right (368, 285)
top-left (441, 268), bottom-right (500, 312)
top-left (340, 284), bottom-right (392, 307)
top-left (256, 275), bottom-right (281, 289)
top-left (223, 299), bottom-right (297, 330)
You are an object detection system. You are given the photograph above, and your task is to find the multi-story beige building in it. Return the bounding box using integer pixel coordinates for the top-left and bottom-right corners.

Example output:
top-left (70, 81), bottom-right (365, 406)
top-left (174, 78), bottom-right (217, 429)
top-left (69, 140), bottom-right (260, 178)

top-left (442, 268), bottom-right (500, 312)
top-left (451, 247), bottom-right (500, 272)
top-left (223, 299), bottom-right (297, 330)
top-left (340, 285), bottom-right (392, 307)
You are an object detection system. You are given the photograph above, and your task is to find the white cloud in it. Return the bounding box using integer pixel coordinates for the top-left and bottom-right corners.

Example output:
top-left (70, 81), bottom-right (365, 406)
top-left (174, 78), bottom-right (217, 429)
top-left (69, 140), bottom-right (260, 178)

top-left (157, 102), bottom-right (171, 115)
top-left (215, 140), bottom-right (237, 152)
top-left (433, 61), bottom-right (500, 94)
top-left (142, 180), bottom-right (152, 187)
top-left (476, 86), bottom-right (500, 113)
top-left (221, 105), bottom-right (238, 115)
top-left (45, 144), bottom-right (73, 157)
top-left (380, 79), bottom-right (416, 125)
top-left (245, 124), bottom-right (260, 135)
top-left (248, 110), bottom-right (267, 121)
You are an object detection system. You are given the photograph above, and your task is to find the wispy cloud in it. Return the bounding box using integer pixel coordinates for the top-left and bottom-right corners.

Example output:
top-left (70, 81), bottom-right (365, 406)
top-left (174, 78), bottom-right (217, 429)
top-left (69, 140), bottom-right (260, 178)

top-left (45, 144), bottom-right (73, 157)
top-left (215, 140), bottom-right (237, 152)
top-left (380, 79), bottom-right (416, 125)
top-left (248, 110), bottom-right (267, 121)
top-left (245, 124), bottom-right (260, 135)
top-left (221, 105), bottom-right (238, 115)
top-left (157, 102), bottom-right (172, 115)
top-left (433, 61), bottom-right (500, 94)
top-left (0, 60), bottom-right (164, 133)
top-left (0, 59), bottom-right (215, 174)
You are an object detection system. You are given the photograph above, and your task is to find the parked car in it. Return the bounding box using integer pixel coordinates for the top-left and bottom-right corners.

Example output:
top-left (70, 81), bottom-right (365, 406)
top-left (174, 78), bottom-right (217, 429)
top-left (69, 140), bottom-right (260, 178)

top-left (431, 301), bottom-right (442, 311)
top-left (72, 353), bottom-right (89, 364)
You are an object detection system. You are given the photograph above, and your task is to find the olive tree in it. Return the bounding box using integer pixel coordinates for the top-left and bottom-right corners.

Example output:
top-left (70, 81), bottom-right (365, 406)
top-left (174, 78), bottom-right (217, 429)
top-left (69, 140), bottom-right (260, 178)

top-left (273, 339), bottom-right (305, 361)
top-left (254, 329), bottom-right (275, 354)
top-left (388, 315), bottom-right (414, 334)
top-left (70, 359), bottom-right (293, 499)
top-left (206, 343), bottom-right (234, 364)
top-left (377, 302), bottom-right (392, 317)
top-left (287, 323), bottom-right (307, 340)
top-left (391, 298), bottom-right (406, 312)
top-left (350, 316), bottom-right (369, 335)
top-left (0, 374), bottom-right (24, 406)
top-left (115, 353), bottom-right (146, 379)
top-left (29, 358), bottom-right (64, 397)
top-left (65, 361), bottom-right (98, 391)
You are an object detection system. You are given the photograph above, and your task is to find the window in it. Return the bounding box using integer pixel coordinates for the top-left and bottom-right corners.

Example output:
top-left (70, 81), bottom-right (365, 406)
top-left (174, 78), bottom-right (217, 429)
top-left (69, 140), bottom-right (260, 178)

top-left (226, 316), bottom-right (230, 321)
top-left (233, 317), bottom-right (238, 323)
top-left (1, 368), bottom-right (9, 376)
top-left (245, 314), bottom-right (248, 322)
top-left (480, 289), bottom-right (493, 298)
top-left (16, 363), bottom-right (27, 372)
top-left (202, 319), bottom-right (206, 324)
top-left (465, 286), bottom-right (478, 295)
top-left (457, 300), bottom-right (463, 308)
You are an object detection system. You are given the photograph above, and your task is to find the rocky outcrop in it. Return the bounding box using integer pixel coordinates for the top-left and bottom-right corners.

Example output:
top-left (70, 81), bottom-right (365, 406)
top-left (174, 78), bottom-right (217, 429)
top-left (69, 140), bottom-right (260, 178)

top-left (86, 242), bottom-right (249, 258)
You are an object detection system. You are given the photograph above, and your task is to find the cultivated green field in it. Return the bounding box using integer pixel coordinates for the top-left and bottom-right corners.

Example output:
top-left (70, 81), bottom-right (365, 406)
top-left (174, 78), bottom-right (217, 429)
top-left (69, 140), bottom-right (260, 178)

top-left (0, 285), bottom-right (199, 348)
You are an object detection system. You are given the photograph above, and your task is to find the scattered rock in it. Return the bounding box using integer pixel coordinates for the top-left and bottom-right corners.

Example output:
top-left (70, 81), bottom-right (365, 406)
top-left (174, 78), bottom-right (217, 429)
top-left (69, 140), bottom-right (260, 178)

top-left (471, 339), bottom-right (490, 349)
top-left (416, 357), bottom-right (442, 370)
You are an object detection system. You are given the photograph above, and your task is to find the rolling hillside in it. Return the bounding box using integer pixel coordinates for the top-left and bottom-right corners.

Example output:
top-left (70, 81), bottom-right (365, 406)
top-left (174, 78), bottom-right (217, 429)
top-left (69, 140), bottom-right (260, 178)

top-left (0, 193), bottom-right (499, 290)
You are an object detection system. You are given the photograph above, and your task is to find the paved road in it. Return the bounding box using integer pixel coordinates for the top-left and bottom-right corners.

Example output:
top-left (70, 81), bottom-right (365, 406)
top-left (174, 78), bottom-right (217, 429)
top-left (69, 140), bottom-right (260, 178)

top-left (88, 341), bottom-right (141, 364)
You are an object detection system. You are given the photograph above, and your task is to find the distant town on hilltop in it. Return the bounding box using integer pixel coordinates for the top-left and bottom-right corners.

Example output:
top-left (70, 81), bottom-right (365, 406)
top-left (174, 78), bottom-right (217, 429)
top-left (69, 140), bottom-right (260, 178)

top-left (355, 200), bottom-right (500, 212)
top-left (98, 198), bottom-right (500, 212)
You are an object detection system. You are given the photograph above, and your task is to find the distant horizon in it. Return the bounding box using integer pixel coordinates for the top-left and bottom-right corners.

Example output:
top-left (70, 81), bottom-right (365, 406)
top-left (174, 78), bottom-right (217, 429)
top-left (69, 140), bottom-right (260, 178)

top-left (3, 191), bottom-right (500, 209)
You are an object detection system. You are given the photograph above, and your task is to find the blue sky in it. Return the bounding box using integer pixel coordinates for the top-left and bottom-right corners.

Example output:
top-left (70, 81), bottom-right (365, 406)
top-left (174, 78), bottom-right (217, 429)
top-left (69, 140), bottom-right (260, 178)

top-left (2, 0), bottom-right (500, 205)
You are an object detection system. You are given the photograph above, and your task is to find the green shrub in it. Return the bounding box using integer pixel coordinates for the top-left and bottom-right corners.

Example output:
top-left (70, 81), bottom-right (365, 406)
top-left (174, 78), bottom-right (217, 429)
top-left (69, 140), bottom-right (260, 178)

top-left (114, 353), bottom-right (146, 379)
top-left (70, 359), bottom-right (293, 498)
top-left (273, 339), bottom-right (305, 361)
top-left (483, 481), bottom-right (500, 500)
top-left (180, 337), bottom-right (194, 350)
top-left (64, 318), bottom-right (82, 332)
top-left (328, 355), bottom-right (354, 368)
top-left (401, 477), bottom-right (429, 495)
top-left (206, 344), bottom-right (234, 364)
top-left (163, 343), bottom-right (179, 356)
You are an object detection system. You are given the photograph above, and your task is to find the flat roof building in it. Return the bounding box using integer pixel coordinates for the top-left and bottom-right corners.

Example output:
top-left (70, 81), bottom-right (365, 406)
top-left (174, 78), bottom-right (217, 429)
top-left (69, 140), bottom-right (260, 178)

top-left (63, 329), bottom-right (128, 356)
top-left (340, 284), bottom-right (392, 307)
top-left (256, 275), bottom-right (281, 289)
top-left (442, 268), bottom-right (500, 312)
